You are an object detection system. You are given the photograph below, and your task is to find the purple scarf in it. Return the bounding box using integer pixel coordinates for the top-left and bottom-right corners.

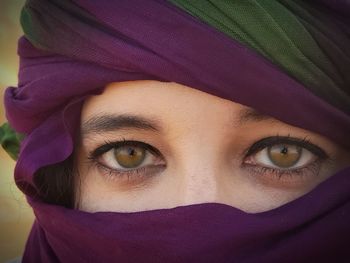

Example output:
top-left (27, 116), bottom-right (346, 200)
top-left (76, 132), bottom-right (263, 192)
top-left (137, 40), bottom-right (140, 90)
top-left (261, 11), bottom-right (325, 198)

top-left (3, 0), bottom-right (350, 262)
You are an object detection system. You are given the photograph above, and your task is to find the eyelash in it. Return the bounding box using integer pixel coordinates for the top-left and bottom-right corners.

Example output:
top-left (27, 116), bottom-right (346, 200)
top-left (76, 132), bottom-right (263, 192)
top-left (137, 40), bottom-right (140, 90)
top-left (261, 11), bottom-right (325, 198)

top-left (87, 135), bottom-right (329, 181)
top-left (243, 161), bottom-right (322, 180)
top-left (241, 135), bottom-right (328, 180)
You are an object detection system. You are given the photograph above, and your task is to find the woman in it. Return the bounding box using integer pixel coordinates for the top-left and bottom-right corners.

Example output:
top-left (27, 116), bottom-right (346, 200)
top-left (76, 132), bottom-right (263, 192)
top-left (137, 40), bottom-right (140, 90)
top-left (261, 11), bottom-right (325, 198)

top-left (1, 0), bottom-right (350, 262)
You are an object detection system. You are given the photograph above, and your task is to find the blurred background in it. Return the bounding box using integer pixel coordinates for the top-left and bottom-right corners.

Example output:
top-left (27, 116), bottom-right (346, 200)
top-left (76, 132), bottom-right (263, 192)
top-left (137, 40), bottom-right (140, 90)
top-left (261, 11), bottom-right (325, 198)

top-left (0, 0), bottom-right (34, 262)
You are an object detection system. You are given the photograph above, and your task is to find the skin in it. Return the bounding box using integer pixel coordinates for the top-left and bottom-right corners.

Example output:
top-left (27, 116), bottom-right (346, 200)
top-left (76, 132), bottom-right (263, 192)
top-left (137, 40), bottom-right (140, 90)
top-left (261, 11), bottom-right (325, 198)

top-left (75, 80), bottom-right (350, 213)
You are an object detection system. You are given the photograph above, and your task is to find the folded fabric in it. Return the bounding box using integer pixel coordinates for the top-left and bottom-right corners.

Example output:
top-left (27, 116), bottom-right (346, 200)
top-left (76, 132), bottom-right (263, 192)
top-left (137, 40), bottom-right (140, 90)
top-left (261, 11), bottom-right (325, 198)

top-left (2, 1), bottom-right (350, 262)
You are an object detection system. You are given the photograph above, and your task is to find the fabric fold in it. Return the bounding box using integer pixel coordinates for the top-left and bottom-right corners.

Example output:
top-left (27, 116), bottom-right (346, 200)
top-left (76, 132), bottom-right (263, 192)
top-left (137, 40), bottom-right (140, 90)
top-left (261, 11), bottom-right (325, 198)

top-left (2, 0), bottom-right (350, 262)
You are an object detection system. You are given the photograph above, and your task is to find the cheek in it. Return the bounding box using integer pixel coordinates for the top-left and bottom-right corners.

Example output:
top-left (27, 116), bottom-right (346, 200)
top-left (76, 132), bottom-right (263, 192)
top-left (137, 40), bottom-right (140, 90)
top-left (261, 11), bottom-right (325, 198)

top-left (75, 161), bottom-right (172, 213)
top-left (74, 162), bottom-right (100, 212)
top-left (75, 161), bottom-right (333, 214)
top-left (216, 169), bottom-right (320, 213)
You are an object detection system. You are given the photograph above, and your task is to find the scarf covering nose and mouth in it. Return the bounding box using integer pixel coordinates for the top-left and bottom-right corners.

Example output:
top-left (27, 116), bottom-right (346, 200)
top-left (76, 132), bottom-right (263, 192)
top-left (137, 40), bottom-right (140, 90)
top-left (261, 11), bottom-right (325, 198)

top-left (2, 0), bottom-right (350, 262)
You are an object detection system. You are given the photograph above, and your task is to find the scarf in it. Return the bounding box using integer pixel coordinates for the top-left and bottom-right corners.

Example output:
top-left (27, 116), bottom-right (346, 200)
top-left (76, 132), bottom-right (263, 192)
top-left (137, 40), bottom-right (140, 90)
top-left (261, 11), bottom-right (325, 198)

top-left (2, 0), bottom-right (350, 262)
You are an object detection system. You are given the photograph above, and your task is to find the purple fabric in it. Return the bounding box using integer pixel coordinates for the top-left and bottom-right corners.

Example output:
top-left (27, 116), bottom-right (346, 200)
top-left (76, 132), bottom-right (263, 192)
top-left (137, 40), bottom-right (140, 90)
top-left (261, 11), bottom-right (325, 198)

top-left (24, 169), bottom-right (350, 262)
top-left (3, 0), bottom-right (350, 262)
top-left (313, 0), bottom-right (350, 19)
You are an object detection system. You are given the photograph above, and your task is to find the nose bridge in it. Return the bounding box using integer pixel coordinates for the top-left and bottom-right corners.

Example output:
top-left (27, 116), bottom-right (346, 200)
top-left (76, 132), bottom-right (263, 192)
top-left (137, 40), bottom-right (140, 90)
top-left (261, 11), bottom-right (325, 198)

top-left (175, 132), bottom-right (223, 204)
top-left (181, 161), bottom-right (219, 204)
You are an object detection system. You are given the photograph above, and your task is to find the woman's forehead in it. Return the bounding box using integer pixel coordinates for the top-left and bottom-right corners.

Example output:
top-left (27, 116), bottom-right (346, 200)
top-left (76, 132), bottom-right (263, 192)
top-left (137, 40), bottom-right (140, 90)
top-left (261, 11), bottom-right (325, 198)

top-left (80, 80), bottom-right (269, 125)
top-left (79, 81), bottom-right (301, 138)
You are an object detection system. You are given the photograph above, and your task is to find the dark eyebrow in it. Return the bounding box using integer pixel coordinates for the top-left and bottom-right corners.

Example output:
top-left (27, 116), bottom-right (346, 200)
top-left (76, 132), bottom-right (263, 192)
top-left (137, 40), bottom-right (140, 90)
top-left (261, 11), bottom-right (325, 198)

top-left (81, 114), bottom-right (162, 137)
top-left (236, 108), bottom-right (276, 125)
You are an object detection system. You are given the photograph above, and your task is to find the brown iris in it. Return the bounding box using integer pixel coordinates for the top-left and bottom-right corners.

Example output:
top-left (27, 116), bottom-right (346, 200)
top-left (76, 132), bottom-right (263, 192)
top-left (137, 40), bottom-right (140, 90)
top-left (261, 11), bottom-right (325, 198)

top-left (267, 144), bottom-right (302, 168)
top-left (114, 146), bottom-right (146, 168)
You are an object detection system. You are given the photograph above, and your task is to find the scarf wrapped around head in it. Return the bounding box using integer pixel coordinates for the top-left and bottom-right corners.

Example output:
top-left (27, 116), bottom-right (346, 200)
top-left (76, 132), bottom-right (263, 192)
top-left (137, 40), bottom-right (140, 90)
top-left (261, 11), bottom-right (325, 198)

top-left (2, 0), bottom-right (350, 262)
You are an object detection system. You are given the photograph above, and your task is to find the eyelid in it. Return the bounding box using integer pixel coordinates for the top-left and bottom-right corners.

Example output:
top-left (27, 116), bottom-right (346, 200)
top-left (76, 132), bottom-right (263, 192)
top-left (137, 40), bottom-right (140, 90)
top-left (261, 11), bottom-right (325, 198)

top-left (89, 138), bottom-right (164, 160)
top-left (96, 162), bottom-right (165, 183)
top-left (242, 160), bottom-right (323, 182)
top-left (243, 135), bottom-right (329, 160)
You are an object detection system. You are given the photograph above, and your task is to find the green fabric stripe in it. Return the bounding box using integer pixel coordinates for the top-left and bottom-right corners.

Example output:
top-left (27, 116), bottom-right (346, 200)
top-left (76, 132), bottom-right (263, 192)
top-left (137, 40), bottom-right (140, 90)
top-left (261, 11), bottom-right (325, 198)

top-left (21, 4), bottom-right (47, 50)
top-left (169, 0), bottom-right (350, 112)
top-left (0, 123), bottom-right (24, 161)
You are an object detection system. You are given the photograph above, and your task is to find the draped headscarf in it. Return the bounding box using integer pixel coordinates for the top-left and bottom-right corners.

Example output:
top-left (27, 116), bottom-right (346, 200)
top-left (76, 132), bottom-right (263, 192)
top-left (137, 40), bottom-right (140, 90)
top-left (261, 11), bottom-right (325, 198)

top-left (1, 0), bottom-right (350, 262)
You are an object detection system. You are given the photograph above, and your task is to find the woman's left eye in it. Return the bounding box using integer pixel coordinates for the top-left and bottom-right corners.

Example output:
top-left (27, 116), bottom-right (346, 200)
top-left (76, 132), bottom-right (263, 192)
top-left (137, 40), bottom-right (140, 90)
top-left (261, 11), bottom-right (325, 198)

top-left (245, 144), bottom-right (315, 169)
top-left (242, 136), bottom-right (329, 178)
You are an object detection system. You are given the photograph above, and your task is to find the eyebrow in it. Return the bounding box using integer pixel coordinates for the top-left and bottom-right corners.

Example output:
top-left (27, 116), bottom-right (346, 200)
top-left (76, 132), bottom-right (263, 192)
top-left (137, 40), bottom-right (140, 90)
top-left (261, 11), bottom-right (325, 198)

top-left (81, 109), bottom-right (275, 137)
top-left (81, 114), bottom-right (162, 136)
top-left (236, 108), bottom-right (275, 124)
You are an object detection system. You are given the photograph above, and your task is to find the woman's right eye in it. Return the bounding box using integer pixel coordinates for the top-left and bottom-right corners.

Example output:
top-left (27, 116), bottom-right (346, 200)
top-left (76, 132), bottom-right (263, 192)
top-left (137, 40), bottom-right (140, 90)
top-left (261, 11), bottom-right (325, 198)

top-left (98, 143), bottom-right (163, 171)
top-left (88, 139), bottom-right (166, 179)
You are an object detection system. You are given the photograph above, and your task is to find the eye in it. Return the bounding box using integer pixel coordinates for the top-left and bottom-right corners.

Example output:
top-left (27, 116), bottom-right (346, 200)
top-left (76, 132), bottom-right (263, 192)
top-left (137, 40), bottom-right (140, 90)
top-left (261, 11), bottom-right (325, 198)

top-left (242, 136), bottom-right (329, 178)
top-left (246, 144), bottom-right (315, 169)
top-left (100, 143), bottom-right (161, 170)
top-left (88, 139), bottom-right (166, 179)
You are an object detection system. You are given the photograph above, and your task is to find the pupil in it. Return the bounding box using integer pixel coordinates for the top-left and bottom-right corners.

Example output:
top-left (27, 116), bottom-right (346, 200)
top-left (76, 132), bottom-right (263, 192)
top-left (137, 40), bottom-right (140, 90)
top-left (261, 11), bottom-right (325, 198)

top-left (281, 146), bottom-right (288, 154)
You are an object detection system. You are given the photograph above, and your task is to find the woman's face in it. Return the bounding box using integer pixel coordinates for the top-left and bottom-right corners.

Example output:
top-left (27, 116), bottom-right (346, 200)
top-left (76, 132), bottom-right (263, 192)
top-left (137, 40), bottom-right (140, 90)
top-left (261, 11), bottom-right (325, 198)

top-left (75, 80), bottom-right (350, 213)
